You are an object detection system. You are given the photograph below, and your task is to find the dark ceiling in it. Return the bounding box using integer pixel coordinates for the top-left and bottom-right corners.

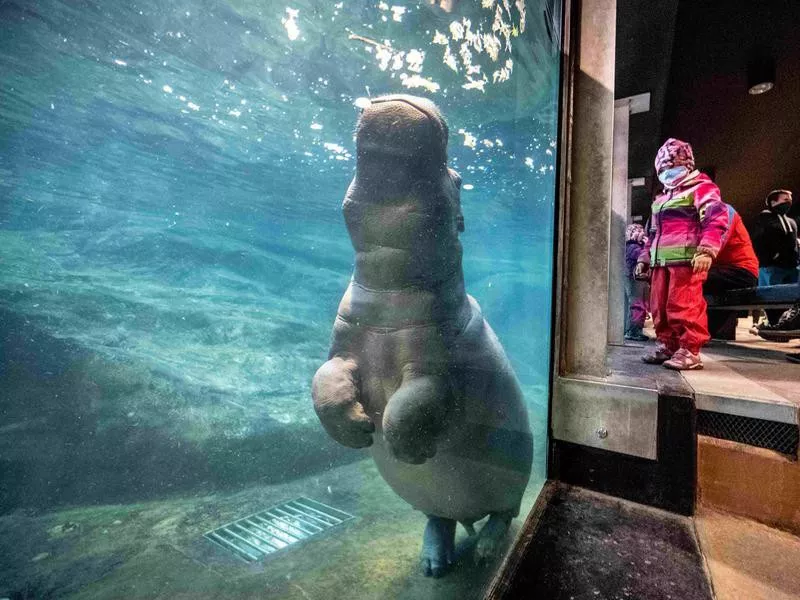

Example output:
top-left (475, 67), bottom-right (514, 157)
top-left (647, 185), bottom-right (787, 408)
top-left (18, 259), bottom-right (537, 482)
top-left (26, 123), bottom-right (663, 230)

top-left (615, 0), bottom-right (680, 179)
top-left (615, 0), bottom-right (800, 224)
top-left (661, 0), bottom-right (800, 224)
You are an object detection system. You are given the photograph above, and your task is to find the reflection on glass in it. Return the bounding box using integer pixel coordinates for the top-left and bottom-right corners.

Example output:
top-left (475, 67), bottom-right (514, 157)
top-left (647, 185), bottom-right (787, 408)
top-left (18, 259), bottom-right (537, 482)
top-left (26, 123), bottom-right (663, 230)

top-left (0, 0), bottom-right (560, 598)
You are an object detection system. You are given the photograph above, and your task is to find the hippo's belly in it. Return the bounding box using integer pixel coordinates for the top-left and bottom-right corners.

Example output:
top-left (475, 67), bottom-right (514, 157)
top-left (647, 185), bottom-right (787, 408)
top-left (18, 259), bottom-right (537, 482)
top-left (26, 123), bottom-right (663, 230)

top-left (352, 300), bottom-right (532, 522)
top-left (369, 412), bottom-right (532, 522)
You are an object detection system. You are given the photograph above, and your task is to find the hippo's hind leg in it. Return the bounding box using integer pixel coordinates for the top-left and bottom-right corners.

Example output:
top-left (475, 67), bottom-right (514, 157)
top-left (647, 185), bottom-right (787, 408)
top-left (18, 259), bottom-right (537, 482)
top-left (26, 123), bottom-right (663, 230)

top-left (474, 510), bottom-right (515, 563)
top-left (382, 373), bottom-right (452, 464)
top-left (312, 356), bottom-right (375, 448)
top-left (421, 515), bottom-right (456, 578)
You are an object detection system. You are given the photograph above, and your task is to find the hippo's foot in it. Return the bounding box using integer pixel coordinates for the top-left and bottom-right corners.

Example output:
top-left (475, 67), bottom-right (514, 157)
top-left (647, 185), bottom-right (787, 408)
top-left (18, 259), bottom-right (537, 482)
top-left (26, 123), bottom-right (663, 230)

top-left (420, 515), bottom-right (456, 578)
top-left (474, 512), bottom-right (512, 564)
top-left (312, 357), bottom-right (375, 448)
top-left (383, 375), bottom-right (452, 464)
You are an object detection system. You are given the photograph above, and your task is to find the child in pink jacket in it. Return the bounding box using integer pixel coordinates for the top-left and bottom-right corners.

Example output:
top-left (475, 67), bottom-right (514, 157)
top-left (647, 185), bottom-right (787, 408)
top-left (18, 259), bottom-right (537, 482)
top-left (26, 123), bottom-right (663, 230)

top-left (635, 138), bottom-right (729, 370)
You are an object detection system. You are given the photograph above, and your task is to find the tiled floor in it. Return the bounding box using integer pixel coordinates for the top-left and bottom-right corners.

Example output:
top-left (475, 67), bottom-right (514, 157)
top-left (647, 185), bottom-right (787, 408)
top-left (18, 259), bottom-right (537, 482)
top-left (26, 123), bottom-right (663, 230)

top-left (700, 320), bottom-right (800, 404)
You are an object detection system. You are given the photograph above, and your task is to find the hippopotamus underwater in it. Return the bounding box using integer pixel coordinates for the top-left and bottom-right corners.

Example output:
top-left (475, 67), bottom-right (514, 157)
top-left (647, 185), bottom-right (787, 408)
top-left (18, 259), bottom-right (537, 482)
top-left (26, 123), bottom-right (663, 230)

top-left (312, 94), bottom-right (532, 577)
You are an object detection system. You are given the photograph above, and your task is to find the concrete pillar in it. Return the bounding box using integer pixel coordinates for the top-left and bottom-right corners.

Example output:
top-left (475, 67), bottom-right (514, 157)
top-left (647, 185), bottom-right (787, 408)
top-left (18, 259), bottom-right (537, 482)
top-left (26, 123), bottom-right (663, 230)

top-left (608, 101), bottom-right (631, 345)
top-left (562, 0), bottom-right (616, 378)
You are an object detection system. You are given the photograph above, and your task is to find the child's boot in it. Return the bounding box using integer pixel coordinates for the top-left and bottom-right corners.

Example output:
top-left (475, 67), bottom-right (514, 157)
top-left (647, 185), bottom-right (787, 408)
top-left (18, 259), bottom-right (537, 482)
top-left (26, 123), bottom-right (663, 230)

top-left (663, 348), bottom-right (703, 370)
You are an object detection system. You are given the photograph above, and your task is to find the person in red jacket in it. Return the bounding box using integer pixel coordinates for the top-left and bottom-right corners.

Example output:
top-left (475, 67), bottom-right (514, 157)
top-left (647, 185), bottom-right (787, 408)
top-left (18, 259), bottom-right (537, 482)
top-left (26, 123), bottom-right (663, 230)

top-left (703, 204), bottom-right (759, 339)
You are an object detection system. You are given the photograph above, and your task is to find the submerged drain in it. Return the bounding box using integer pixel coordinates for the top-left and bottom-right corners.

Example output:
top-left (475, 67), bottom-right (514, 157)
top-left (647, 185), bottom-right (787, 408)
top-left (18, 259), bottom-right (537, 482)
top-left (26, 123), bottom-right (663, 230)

top-left (204, 497), bottom-right (355, 562)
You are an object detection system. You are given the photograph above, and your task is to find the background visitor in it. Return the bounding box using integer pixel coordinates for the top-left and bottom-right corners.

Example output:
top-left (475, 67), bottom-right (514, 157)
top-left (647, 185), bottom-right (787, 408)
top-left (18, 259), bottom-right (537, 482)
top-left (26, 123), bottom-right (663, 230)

top-left (703, 204), bottom-right (759, 340)
top-left (751, 189), bottom-right (799, 326)
top-left (624, 224), bottom-right (650, 342)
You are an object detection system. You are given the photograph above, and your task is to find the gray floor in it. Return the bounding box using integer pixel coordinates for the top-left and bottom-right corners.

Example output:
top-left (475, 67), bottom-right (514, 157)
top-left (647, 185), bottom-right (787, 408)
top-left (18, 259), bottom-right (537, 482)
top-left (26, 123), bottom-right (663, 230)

top-left (607, 340), bottom-right (690, 393)
top-left (506, 484), bottom-right (714, 600)
top-left (619, 319), bottom-right (800, 425)
top-left (691, 322), bottom-right (800, 413)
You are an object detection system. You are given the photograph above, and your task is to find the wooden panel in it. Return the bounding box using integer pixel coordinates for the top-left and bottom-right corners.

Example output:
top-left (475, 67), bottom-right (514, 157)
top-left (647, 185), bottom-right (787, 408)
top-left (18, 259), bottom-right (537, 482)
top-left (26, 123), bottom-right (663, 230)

top-left (697, 435), bottom-right (800, 535)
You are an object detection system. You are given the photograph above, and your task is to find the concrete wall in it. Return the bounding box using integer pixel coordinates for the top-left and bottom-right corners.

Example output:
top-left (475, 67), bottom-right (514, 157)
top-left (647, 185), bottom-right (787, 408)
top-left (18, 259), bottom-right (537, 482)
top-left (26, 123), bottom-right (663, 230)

top-left (561, 0), bottom-right (616, 378)
top-left (608, 101), bottom-right (630, 344)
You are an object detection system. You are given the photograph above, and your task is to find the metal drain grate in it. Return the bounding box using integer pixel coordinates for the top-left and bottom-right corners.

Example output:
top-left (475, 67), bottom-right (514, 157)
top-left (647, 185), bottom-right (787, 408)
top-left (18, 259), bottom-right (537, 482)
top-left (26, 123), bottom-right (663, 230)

top-left (204, 497), bottom-right (355, 562)
top-left (697, 410), bottom-right (799, 456)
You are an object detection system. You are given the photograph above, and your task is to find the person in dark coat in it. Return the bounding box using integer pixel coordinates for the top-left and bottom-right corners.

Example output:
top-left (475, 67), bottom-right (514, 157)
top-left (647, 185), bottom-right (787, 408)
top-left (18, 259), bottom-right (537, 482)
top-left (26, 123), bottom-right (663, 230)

top-left (750, 189), bottom-right (799, 325)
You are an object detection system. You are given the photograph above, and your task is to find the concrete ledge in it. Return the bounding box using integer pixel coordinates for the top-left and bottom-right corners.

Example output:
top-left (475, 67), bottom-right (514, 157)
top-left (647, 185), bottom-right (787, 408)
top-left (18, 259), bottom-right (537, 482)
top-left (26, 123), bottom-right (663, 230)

top-left (553, 377), bottom-right (658, 459)
top-left (697, 435), bottom-right (800, 536)
top-left (552, 362), bottom-right (697, 515)
top-left (684, 355), bottom-right (799, 425)
top-left (695, 393), bottom-right (798, 425)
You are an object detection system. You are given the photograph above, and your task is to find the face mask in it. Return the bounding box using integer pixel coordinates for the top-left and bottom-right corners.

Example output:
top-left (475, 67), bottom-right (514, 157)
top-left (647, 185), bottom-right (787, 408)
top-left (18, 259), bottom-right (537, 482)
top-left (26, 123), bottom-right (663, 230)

top-left (658, 166), bottom-right (689, 187)
top-left (771, 202), bottom-right (791, 216)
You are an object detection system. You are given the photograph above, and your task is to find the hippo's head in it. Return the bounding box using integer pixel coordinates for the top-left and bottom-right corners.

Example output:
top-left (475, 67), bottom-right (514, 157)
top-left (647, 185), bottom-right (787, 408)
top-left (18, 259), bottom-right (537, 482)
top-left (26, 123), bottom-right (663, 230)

top-left (353, 94), bottom-right (462, 216)
top-left (344, 95), bottom-right (465, 288)
top-left (357, 94), bottom-right (447, 162)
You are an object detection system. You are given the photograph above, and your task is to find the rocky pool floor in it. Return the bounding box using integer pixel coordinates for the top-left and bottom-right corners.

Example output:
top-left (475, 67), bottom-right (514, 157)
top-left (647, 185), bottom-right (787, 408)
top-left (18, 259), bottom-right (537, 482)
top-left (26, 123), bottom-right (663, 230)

top-left (1, 458), bottom-right (543, 599)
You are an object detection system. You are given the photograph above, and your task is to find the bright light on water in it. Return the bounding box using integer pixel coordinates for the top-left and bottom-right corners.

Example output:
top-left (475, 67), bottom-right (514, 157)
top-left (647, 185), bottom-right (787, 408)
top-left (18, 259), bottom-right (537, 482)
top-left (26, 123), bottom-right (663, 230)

top-left (282, 7), bottom-right (300, 41)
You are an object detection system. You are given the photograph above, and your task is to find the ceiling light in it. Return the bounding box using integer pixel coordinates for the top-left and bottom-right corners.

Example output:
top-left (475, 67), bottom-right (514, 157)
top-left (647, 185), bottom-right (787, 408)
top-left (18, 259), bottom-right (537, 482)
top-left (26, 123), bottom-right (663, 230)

top-left (747, 56), bottom-right (775, 95)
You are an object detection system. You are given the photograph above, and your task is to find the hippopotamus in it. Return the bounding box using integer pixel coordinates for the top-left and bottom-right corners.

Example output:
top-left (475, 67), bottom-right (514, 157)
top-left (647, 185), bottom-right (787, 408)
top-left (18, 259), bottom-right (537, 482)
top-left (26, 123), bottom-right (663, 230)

top-left (312, 94), bottom-right (532, 577)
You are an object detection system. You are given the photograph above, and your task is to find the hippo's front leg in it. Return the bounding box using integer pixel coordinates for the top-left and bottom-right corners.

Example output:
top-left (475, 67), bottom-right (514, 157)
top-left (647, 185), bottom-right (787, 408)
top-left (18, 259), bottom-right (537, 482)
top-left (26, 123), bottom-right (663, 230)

top-left (312, 356), bottom-right (375, 448)
top-left (383, 371), bottom-right (453, 464)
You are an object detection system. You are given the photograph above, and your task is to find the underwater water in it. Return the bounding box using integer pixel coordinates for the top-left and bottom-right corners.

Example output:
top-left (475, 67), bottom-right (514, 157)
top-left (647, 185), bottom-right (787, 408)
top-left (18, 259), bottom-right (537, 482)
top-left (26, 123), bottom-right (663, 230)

top-left (0, 0), bottom-right (561, 597)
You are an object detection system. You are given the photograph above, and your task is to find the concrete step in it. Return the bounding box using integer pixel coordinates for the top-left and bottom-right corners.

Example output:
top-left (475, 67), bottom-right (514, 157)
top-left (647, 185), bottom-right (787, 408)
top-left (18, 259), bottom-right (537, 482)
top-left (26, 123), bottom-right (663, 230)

top-left (698, 435), bottom-right (800, 535)
top-left (695, 507), bottom-right (800, 600)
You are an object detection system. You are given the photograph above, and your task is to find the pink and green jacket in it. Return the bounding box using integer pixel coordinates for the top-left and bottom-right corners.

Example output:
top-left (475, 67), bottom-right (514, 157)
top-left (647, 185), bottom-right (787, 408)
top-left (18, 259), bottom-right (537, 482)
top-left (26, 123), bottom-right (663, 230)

top-left (638, 172), bottom-right (729, 267)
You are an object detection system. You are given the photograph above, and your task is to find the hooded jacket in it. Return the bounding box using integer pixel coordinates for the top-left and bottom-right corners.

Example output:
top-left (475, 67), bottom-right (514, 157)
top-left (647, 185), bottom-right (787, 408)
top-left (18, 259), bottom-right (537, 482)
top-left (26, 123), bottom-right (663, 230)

top-left (625, 224), bottom-right (646, 278)
top-left (626, 240), bottom-right (644, 278)
top-left (639, 139), bottom-right (729, 267)
top-left (639, 171), bottom-right (729, 266)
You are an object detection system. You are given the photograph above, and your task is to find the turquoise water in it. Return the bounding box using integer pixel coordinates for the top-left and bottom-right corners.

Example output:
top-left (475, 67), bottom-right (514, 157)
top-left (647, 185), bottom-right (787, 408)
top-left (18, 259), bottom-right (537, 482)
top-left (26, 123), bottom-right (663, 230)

top-left (0, 0), bottom-right (560, 596)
